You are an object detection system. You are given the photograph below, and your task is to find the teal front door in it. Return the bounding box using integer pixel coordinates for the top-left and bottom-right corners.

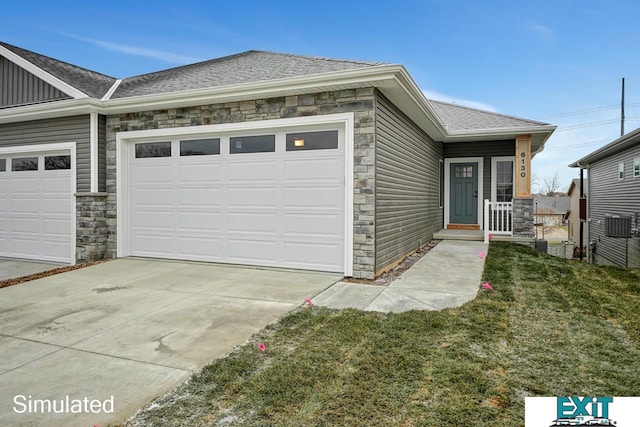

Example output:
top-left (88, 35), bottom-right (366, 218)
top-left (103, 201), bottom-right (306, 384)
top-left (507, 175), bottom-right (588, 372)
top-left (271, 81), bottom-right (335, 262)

top-left (450, 162), bottom-right (478, 224)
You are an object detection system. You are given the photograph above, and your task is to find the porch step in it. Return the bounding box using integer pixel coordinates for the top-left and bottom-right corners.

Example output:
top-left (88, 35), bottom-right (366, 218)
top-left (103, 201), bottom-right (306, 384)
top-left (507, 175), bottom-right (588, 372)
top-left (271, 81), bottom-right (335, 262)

top-left (446, 224), bottom-right (481, 230)
top-left (433, 229), bottom-right (484, 241)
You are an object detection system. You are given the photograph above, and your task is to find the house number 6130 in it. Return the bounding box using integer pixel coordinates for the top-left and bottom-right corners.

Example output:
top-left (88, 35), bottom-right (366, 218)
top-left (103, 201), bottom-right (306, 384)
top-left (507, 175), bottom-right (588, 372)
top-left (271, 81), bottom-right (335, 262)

top-left (520, 151), bottom-right (527, 178)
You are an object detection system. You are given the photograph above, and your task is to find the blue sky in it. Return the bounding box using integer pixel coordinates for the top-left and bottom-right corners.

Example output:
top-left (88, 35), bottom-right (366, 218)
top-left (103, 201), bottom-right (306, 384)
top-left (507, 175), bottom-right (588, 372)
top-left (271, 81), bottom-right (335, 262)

top-left (2, 0), bottom-right (638, 192)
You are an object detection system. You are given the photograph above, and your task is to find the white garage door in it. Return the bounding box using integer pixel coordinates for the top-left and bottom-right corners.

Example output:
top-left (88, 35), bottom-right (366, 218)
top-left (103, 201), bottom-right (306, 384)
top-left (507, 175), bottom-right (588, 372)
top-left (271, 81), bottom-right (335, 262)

top-left (126, 128), bottom-right (345, 273)
top-left (0, 147), bottom-right (74, 264)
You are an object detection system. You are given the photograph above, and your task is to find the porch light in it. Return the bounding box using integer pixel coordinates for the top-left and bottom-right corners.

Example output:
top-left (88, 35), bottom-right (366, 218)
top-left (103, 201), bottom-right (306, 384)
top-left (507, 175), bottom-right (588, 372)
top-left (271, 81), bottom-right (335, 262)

top-left (294, 138), bottom-right (305, 147)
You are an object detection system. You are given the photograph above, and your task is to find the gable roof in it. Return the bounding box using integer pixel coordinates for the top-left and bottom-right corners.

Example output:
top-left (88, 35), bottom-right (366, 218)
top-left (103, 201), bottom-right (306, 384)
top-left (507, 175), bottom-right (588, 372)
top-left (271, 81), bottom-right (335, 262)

top-left (112, 50), bottom-right (384, 99)
top-left (0, 41), bottom-right (116, 99)
top-left (570, 126), bottom-right (640, 168)
top-left (429, 100), bottom-right (550, 132)
top-left (567, 178), bottom-right (587, 197)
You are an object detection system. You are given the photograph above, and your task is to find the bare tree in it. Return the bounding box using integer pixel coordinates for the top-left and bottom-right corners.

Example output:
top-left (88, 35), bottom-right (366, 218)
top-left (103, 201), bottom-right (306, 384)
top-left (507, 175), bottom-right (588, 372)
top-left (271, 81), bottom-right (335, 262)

top-left (543, 173), bottom-right (562, 196)
top-left (534, 205), bottom-right (561, 239)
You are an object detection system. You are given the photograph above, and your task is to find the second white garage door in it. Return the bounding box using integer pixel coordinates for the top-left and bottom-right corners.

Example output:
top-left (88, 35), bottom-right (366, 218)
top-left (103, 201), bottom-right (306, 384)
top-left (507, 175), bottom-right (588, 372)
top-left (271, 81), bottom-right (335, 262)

top-left (0, 144), bottom-right (74, 264)
top-left (126, 128), bottom-right (345, 273)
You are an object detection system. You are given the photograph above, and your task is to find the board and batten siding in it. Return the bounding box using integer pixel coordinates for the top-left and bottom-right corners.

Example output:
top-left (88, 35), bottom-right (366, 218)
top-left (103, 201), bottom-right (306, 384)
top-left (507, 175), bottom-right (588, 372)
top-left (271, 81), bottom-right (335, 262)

top-left (375, 92), bottom-right (443, 272)
top-left (1, 55), bottom-right (71, 108)
top-left (588, 143), bottom-right (640, 268)
top-left (0, 115), bottom-right (92, 191)
top-left (443, 140), bottom-right (515, 200)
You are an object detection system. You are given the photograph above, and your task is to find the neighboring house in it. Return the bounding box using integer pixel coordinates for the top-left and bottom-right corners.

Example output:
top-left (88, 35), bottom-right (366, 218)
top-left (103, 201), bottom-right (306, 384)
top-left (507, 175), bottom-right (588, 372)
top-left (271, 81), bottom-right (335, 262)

top-left (566, 178), bottom-right (587, 257)
top-left (534, 196), bottom-right (570, 227)
top-left (570, 128), bottom-right (640, 268)
top-left (0, 41), bottom-right (556, 279)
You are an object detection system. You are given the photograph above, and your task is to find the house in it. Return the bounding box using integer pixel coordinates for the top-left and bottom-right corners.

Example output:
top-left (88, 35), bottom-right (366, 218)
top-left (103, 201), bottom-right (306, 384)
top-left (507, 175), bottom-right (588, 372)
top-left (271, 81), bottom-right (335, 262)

top-left (534, 196), bottom-right (570, 227)
top-left (566, 178), bottom-right (587, 257)
top-left (0, 41), bottom-right (556, 279)
top-left (570, 128), bottom-right (640, 268)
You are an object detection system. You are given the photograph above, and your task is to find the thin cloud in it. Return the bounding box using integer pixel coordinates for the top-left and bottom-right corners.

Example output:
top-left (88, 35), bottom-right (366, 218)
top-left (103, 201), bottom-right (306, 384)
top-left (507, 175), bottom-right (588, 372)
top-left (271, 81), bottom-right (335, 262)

top-left (422, 89), bottom-right (498, 112)
top-left (526, 22), bottom-right (553, 42)
top-left (61, 33), bottom-right (203, 64)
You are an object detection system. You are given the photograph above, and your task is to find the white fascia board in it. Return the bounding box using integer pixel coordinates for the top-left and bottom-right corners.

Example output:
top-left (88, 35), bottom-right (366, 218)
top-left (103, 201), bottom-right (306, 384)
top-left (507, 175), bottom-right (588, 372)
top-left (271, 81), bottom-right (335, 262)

top-left (392, 67), bottom-right (449, 138)
top-left (0, 45), bottom-right (89, 99)
top-left (0, 98), bottom-right (102, 123)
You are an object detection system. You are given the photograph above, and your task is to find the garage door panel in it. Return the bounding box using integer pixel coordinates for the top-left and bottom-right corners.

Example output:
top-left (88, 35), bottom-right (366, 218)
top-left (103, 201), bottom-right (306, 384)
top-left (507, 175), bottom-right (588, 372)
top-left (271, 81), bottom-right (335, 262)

top-left (131, 188), bottom-right (174, 207)
top-left (283, 241), bottom-right (342, 270)
top-left (228, 161), bottom-right (278, 182)
top-left (176, 236), bottom-right (224, 259)
top-left (130, 234), bottom-right (175, 256)
top-left (130, 164), bottom-right (173, 183)
top-left (227, 238), bottom-right (278, 263)
top-left (284, 186), bottom-right (342, 207)
top-left (284, 157), bottom-right (341, 180)
top-left (178, 163), bottom-right (223, 182)
top-left (177, 211), bottom-right (223, 231)
top-left (43, 175), bottom-right (71, 192)
top-left (283, 213), bottom-right (341, 236)
top-left (41, 217), bottom-right (72, 235)
top-left (177, 188), bottom-right (223, 206)
top-left (43, 199), bottom-right (71, 213)
top-left (130, 211), bottom-right (173, 228)
top-left (228, 212), bottom-right (277, 233)
top-left (228, 187), bottom-right (278, 207)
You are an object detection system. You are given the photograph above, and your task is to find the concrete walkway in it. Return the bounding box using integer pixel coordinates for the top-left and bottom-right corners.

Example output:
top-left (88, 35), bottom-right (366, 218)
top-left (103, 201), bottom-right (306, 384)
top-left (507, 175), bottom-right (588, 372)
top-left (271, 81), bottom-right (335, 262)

top-left (312, 240), bottom-right (489, 312)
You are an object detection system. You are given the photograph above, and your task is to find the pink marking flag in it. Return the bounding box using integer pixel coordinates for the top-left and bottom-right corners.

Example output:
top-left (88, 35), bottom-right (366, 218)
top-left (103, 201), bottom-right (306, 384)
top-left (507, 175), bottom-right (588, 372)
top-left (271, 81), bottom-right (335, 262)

top-left (481, 282), bottom-right (493, 291)
top-left (478, 251), bottom-right (486, 258)
top-left (488, 233), bottom-right (493, 241)
top-left (304, 298), bottom-right (313, 306)
top-left (257, 342), bottom-right (266, 352)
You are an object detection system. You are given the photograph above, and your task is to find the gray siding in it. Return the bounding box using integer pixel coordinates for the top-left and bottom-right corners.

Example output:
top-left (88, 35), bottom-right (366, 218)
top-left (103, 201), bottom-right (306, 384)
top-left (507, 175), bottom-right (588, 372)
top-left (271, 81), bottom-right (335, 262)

top-left (0, 115), bottom-right (91, 191)
top-left (1, 55), bottom-right (71, 108)
top-left (98, 114), bottom-right (106, 192)
top-left (375, 92), bottom-right (443, 272)
top-left (588, 143), bottom-right (640, 267)
top-left (443, 141), bottom-right (515, 200)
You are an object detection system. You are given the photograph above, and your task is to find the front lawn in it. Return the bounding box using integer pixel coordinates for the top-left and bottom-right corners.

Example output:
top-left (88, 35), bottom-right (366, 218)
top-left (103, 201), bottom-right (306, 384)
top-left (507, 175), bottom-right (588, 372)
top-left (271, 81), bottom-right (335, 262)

top-left (123, 242), bottom-right (640, 427)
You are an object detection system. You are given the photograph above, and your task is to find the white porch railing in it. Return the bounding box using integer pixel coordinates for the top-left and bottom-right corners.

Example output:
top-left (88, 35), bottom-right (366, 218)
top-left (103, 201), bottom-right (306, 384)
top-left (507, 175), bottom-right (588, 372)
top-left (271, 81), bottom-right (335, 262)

top-left (484, 199), bottom-right (513, 242)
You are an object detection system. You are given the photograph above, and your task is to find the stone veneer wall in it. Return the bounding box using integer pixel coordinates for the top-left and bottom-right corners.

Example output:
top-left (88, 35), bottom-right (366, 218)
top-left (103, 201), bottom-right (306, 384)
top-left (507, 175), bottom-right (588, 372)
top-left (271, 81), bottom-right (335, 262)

top-left (75, 193), bottom-right (108, 261)
top-left (513, 198), bottom-right (534, 237)
top-left (105, 89), bottom-right (377, 278)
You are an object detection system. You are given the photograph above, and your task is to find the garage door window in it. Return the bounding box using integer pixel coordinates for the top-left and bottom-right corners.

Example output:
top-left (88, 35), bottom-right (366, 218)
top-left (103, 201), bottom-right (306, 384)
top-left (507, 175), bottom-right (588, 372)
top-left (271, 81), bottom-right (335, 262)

top-left (12, 157), bottom-right (38, 171)
top-left (286, 130), bottom-right (339, 151)
top-left (0, 159), bottom-right (5, 172)
top-left (180, 138), bottom-right (220, 156)
top-left (230, 135), bottom-right (275, 154)
top-left (45, 155), bottom-right (71, 170)
top-left (135, 142), bottom-right (171, 158)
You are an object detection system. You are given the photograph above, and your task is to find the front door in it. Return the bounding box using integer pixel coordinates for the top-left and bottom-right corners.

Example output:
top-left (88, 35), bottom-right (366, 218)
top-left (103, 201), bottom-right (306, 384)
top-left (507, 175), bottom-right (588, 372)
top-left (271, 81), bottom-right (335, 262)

top-left (450, 162), bottom-right (478, 224)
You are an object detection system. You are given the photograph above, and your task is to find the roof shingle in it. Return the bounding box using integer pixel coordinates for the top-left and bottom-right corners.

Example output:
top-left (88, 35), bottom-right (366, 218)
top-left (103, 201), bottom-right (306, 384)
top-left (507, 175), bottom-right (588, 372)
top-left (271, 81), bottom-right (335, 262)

top-left (0, 41), bottom-right (117, 99)
top-left (429, 99), bottom-right (550, 132)
top-left (112, 50), bottom-right (384, 99)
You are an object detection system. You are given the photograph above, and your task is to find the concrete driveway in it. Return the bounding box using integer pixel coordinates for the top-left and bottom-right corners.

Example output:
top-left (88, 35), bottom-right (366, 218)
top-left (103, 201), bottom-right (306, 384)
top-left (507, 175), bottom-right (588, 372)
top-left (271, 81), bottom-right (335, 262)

top-left (0, 258), bottom-right (340, 427)
top-left (0, 258), bottom-right (64, 281)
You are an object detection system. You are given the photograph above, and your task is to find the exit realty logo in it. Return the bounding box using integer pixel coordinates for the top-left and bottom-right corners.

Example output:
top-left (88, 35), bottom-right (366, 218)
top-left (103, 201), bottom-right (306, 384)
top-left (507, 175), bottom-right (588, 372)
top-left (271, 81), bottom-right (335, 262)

top-left (552, 397), bottom-right (615, 426)
top-left (525, 396), bottom-right (640, 426)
